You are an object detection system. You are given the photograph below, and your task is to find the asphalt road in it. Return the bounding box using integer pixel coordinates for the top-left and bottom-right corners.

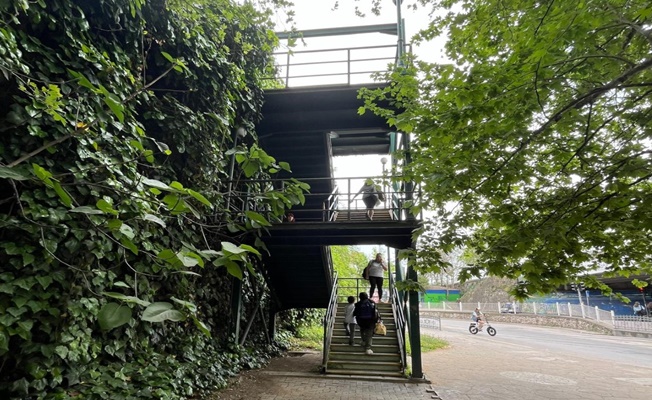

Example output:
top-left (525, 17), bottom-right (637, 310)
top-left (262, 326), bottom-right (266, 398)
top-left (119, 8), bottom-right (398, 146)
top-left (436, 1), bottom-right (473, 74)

top-left (419, 319), bottom-right (652, 399)
top-left (437, 318), bottom-right (652, 368)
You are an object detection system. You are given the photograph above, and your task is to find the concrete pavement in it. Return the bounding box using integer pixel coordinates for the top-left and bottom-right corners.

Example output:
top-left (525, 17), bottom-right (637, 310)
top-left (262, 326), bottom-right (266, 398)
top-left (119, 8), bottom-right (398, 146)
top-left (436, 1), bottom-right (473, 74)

top-left (231, 323), bottom-right (652, 399)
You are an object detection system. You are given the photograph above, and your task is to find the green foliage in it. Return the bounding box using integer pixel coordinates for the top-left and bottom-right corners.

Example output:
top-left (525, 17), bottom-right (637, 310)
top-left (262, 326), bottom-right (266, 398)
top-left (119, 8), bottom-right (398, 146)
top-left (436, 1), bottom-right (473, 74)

top-left (277, 309), bottom-right (325, 335)
top-left (406, 334), bottom-right (448, 355)
top-left (362, 0), bottom-right (652, 295)
top-left (293, 323), bottom-right (324, 351)
top-left (0, 0), bottom-right (308, 398)
top-left (331, 246), bottom-right (370, 278)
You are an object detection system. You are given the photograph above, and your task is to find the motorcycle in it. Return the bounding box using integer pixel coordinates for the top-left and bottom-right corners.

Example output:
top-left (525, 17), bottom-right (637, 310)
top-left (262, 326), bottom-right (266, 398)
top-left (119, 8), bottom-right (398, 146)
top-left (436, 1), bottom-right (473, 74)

top-left (469, 319), bottom-right (496, 336)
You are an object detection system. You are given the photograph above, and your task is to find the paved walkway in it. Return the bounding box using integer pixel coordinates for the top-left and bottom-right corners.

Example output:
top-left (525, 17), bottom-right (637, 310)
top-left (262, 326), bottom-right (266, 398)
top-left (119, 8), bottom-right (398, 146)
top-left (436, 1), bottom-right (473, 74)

top-left (227, 323), bottom-right (652, 399)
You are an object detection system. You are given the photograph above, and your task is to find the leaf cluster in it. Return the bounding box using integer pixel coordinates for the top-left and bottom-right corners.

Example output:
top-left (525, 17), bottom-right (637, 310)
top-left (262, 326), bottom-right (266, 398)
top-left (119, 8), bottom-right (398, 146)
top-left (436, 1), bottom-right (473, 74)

top-left (362, 0), bottom-right (652, 295)
top-left (0, 0), bottom-right (307, 398)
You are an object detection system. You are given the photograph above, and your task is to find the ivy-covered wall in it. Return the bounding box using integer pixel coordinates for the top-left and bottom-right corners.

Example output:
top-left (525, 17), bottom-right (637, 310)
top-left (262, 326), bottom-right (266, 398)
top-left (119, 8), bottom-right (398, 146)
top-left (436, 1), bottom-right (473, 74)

top-left (0, 0), bottom-right (303, 398)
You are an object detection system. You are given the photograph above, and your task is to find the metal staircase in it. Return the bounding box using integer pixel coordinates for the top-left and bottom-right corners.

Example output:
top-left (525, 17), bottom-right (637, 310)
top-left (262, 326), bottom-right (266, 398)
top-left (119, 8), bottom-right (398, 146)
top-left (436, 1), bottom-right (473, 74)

top-left (326, 301), bottom-right (404, 377)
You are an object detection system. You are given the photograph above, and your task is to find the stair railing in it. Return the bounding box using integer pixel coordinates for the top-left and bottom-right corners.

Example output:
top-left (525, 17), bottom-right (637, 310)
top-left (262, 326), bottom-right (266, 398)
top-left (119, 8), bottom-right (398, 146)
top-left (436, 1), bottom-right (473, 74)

top-left (389, 274), bottom-right (407, 373)
top-left (322, 272), bottom-right (339, 371)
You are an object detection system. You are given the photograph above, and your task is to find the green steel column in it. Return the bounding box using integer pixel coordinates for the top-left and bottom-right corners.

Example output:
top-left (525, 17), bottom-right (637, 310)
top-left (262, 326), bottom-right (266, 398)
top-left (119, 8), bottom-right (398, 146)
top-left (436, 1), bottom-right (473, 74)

top-left (230, 278), bottom-right (242, 343)
top-left (407, 263), bottom-right (423, 379)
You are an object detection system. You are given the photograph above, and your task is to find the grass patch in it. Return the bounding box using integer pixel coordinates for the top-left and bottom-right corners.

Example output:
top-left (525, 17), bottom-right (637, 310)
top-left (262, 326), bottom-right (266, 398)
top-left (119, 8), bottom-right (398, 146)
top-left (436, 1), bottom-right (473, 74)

top-left (287, 324), bottom-right (447, 355)
top-left (291, 323), bottom-right (324, 351)
top-left (406, 333), bottom-right (448, 355)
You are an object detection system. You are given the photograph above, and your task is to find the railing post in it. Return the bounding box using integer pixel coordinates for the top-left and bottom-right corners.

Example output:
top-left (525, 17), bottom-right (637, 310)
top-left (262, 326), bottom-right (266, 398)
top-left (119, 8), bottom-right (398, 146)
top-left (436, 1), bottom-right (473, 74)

top-left (568, 303), bottom-right (572, 317)
top-left (285, 52), bottom-right (291, 87)
top-left (533, 303), bottom-right (537, 315)
top-left (581, 303), bottom-right (586, 319)
top-left (347, 48), bottom-right (351, 85)
top-left (595, 306), bottom-right (600, 322)
top-left (556, 302), bottom-right (560, 316)
top-left (459, 302), bottom-right (462, 312)
top-left (611, 310), bottom-right (615, 326)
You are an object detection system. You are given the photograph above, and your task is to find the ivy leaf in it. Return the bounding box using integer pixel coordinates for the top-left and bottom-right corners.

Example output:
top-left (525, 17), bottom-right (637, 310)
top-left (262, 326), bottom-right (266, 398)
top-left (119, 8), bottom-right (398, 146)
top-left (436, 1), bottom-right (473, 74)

top-left (192, 315), bottom-right (211, 337)
top-left (32, 163), bottom-right (53, 186)
top-left (143, 213), bottom-right (166, 227)
top-left (98, 302), bottom-right (132, 330)
top-left (120, 237), bottom-right (138, 255)
top-left (278, 161), bottom-right (292, 172)
top-left (99, 86), bottom-right (124, 123)
top-left (221, 241), bottom-right (246, 255)
top-left (239, 244), bottom-right (261, 257)
top-left (170, 297), bottom-right (197, 313)
top-left (70, 206), bottom-right (104, 215)
top-left (141, 302), bottom-right (185, 322)
top-left (245, 211), bottom-right (272, 227)
top-left (52, 182), bottom-right (72, 208)
top-left (54, 346), bottom-right (68, 360)
top-left (68, 69), bottom-right (96, 91)
top-left (176, 250), bottom-right (203, 268)
top-left (142, 178), bottom-right (171, 191)
top-left (103, 292), bottom-right (150, 307)
top-left (161, 51), bottom-right (175, 63)
top-left (0, 166), bottom-right (30, 181)
top-left (225, 260), bottom-right (243, 280)
top-left (0, 330), bottom-right (8, 356)
top-left (96, 199), bottom-right (119, 215)
top-left (118, 223), bottom-right (135, 240)
top-left (187, 189), bottom-right (212, 207)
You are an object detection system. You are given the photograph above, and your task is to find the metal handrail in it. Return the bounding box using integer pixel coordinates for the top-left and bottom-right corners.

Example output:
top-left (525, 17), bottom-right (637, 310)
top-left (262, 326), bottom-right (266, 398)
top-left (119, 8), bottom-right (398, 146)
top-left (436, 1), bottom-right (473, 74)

top-left (322, 271), bottom-right (339, 371)
top-left (225, 175), bottom-right (423, 223)
top-left (271, 44), bottom-right (401, 87)
top-left (323, 186), bottom-right (340, 222)
top-left (389, 274), bottom-right (407, 373)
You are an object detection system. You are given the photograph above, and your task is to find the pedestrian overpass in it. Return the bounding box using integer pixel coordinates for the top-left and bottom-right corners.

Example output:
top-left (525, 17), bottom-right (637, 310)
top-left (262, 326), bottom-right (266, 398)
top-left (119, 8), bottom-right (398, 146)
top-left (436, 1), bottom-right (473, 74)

top-left (228, 14), bottom-right (427, 379)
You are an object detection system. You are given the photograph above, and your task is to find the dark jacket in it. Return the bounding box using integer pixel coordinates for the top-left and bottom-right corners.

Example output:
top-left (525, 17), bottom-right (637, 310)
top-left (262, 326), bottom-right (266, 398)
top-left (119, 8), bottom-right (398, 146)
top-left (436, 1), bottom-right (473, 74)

top-left (353, 299), bottom-right (379, 328)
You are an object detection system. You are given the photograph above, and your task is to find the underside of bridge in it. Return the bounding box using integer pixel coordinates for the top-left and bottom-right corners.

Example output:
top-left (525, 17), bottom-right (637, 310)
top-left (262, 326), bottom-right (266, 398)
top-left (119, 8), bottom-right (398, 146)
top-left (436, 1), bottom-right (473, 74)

top-left (255, 83), bottom-right (417, 312)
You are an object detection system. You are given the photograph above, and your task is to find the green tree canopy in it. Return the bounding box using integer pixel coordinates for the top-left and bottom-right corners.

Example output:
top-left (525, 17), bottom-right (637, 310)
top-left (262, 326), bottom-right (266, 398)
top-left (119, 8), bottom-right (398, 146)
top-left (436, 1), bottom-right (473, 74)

top-left (363, 0), bottom-right (652, 296)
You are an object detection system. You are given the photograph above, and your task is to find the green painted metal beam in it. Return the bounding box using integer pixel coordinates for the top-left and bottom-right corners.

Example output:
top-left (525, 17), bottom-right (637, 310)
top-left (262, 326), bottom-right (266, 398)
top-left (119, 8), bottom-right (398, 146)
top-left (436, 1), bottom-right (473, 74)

top-left (276, 23), bottom-right (397, 40)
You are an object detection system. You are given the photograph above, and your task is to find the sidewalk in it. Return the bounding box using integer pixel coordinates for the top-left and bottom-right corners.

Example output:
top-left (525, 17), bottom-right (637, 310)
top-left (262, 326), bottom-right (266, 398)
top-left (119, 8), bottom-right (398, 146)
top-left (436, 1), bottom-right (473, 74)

top-left (212, 326), bottom-right (652, 399)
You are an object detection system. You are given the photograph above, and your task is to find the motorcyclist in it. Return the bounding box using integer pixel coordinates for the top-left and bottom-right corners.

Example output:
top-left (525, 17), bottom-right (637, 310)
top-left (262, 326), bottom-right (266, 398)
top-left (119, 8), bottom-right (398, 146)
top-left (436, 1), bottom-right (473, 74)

top-left (471, 307), bottom-right (485, 331)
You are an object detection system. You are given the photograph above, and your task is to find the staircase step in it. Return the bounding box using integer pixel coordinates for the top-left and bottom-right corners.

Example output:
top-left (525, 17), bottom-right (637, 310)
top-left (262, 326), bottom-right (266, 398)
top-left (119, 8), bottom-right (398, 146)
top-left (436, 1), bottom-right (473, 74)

top-left (325, 369), bottom-right (405, 378)
top-left (332, 330), bottom-right (398, 338)
top-left (329, 351), bottom-right (400, 362)
top-left (330, 343), bottom-right (399, 353)
top-left (327, 359), bottom-right (402, 372)
top-left (333, 319), bottom-right (396, 327)
top-left (330, 336), bottom-right (398, 345)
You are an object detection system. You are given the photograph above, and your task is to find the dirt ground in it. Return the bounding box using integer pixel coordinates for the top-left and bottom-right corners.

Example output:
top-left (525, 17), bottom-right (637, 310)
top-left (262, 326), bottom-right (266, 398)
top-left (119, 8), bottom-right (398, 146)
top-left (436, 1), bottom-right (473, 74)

top-left (207, 351), bottom-right (322, 400)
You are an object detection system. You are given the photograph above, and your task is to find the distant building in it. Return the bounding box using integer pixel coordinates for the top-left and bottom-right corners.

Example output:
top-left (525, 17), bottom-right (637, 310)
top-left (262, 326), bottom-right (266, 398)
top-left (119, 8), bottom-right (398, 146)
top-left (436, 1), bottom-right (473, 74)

top-left (421, 287), bottom-right (460, 303)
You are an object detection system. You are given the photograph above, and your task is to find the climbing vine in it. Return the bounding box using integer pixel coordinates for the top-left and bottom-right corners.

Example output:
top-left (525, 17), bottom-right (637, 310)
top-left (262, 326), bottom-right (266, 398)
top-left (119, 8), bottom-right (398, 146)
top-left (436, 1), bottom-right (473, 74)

top-left (0, 0), bottom-right (303, 398)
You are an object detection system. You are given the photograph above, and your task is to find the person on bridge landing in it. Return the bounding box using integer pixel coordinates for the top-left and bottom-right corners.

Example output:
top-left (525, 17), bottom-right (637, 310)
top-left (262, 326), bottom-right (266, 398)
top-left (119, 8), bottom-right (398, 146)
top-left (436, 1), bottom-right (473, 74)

top-left (353, 292), bottom-right (379, 355)
top-left (365, 253), bottom-right (388, 302)
top-left (633, 301), bottom-right (645, 316)
top-left (350, 179), bottom-right (383, 220)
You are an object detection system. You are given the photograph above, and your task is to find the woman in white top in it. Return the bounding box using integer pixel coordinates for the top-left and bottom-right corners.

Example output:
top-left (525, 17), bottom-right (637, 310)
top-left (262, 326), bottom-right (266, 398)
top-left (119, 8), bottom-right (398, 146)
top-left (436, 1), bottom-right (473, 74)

top-left (367, 253), bottom-right (388, 302)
